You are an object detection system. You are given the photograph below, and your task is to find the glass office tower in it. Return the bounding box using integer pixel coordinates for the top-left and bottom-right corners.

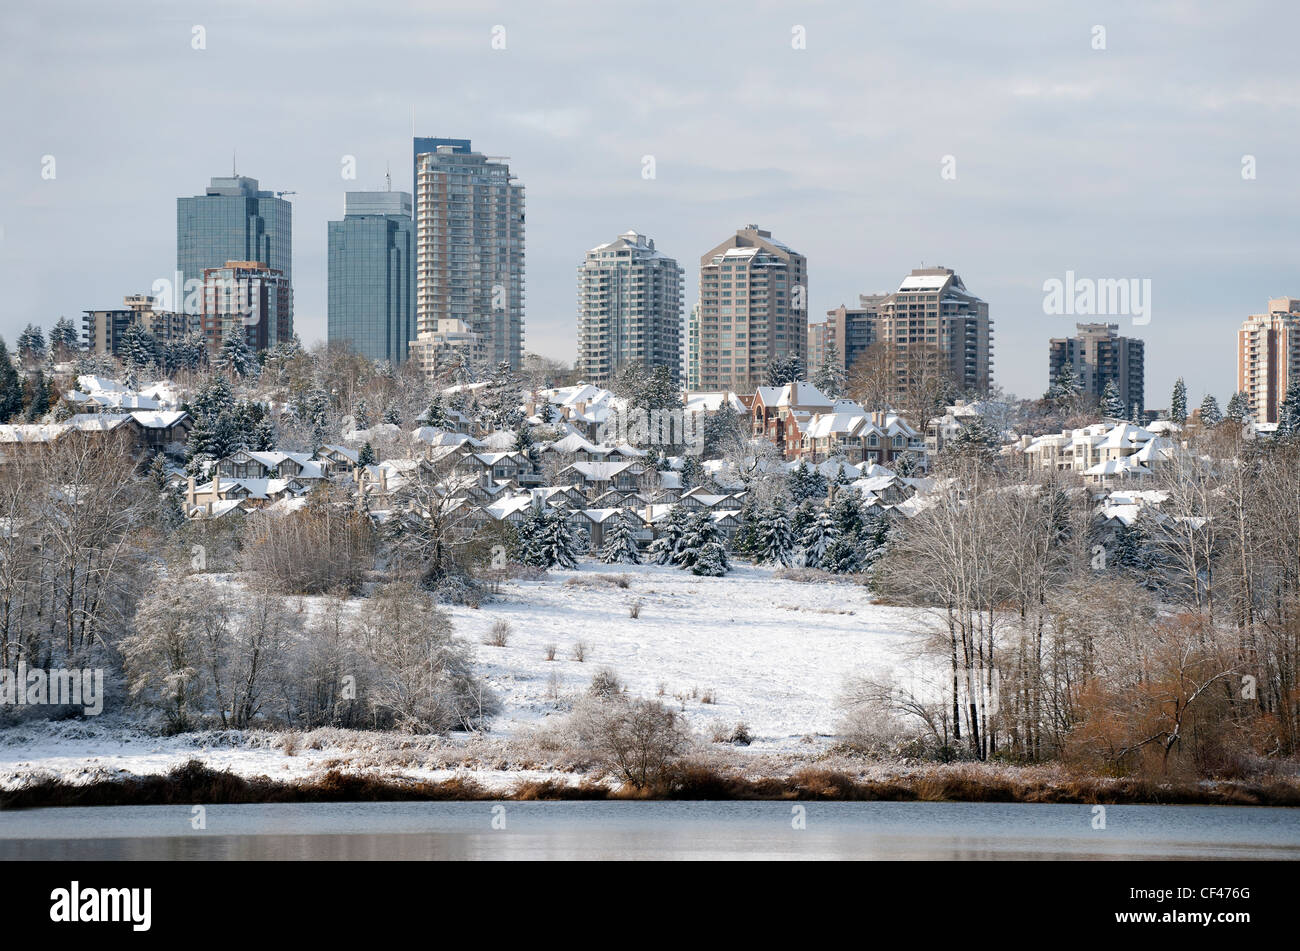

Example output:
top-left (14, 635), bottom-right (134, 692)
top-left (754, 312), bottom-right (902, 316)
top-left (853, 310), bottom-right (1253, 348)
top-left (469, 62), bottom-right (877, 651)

top-left (327, 190), bottom-right (415, 365)
top-left (177, 175), bottom-right (293, 336)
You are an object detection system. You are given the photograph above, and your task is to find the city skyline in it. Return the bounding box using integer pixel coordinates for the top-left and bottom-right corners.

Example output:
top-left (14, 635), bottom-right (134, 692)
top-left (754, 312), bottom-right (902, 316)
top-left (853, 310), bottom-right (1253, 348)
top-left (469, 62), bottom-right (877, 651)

top-left (3, 2), bottom-right (1297, 405)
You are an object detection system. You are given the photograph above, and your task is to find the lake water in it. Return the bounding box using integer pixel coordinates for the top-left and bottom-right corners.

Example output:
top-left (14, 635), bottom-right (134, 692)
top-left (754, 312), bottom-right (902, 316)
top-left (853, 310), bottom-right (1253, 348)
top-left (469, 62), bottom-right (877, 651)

top-left (1, 801), bottom-right (1296, 860)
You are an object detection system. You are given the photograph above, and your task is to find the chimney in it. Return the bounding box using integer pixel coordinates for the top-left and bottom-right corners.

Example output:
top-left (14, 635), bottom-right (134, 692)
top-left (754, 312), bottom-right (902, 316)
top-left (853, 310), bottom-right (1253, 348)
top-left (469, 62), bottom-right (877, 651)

top-left (213, 474), bottom-right (222, 499)
top-left (186, 475), bottom-right (196, 509)
top-left (379, 467), bottom-right (388, 494)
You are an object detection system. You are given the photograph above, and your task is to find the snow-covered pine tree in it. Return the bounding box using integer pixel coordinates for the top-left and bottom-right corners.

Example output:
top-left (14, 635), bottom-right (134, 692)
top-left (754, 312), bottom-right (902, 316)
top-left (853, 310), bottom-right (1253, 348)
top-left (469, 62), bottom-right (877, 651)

top-left (812, 342), bottom-right (846, 399)
top-left (516, 506), bottom-right (584, 569)
top-left (1199, 393), bottom-right (1222, 426)
top-left (800, 503), bottom-right (839, 569)
top-left (49, 317), bottom-right (80, 360)
top-left (217, 331), bottom-right (256, 379)
top-left (680, 454), bottom-right (703, 490)
top-left (599, 515), bottom-right (641, 564)
top-left (16, 324), bottom-right (46, 366)
top-left (1170, 377), bottom-right (1188, 426)
top-left (0, 339), bottom-right (27, 423)
top-left (1224, 390), bottom-right (1251, 424)
top-left (648, 506), bottom-right (690, 565)
top-left (690, 540), bottom-right (730, 576)
top-left (859, 512), bottom-right (892, 574)
top-left (755, 501), bottom-right (794, 566)
top-left (675, 510), bottom-right (722, 570)
top-left (1100, 380), bottom-right (1126, 419)
top-left (358, 442), bottom-right (377, 466)
top-left (829, 489), bottom-right (865, 540)
top-left (1278, 381), bottom-right (1300, 439)
top-left (353, 399), bottom-right (372, 431)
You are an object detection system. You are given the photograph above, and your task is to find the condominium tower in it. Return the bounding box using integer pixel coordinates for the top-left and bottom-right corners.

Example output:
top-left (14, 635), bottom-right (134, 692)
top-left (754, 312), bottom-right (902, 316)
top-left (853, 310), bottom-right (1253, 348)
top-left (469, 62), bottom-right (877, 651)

top-left (874, 267), bottom-right (993, 395)
top-left (411, 140), bottom-right (525, 372)
top-left (1049, 322), bottom-right (1145, 413)
top-left (696, 225), bottom-right (807, 392)
top-left (1237, 298), bottom-right (1300, 424)
top-left (576, 231), bottom-right (683, 386)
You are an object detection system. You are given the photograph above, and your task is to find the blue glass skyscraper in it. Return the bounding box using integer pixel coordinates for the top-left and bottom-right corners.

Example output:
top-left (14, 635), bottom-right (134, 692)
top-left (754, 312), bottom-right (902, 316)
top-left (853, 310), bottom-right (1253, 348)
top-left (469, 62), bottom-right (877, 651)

top-left (177, 175), bottom-right (293, 332)
top-left (327, 190), bottom-right (415, 365)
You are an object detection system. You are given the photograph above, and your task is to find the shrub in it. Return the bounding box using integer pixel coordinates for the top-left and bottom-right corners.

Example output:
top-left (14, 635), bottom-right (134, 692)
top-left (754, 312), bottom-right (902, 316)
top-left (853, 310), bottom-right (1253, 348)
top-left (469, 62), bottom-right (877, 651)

top-left (484, 620), bottom-right (511, 647)
top-left (572, 640), bottom-right (588, 663)
top-left (544, 643), bottom-right (558, 661)
top-left (574, 697), bottom-right (690, 789)
top-left (588, 667), bottom-right (623, 700)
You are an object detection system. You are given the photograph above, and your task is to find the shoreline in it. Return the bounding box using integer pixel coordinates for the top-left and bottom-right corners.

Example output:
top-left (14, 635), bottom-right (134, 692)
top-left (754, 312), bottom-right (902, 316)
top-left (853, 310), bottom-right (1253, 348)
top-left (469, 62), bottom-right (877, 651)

top-left (6, 759), bottom-right (1300, 810)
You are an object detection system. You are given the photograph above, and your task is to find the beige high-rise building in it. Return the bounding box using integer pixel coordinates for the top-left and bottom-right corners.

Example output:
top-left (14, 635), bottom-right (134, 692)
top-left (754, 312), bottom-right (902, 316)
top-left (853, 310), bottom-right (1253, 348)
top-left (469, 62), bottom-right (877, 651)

top-left (697, 225), bottom-right (807, 393)
top-left (874, 267), bottom-right (993, 395)
top-left (1237, 298), bottom-right (1300, 424)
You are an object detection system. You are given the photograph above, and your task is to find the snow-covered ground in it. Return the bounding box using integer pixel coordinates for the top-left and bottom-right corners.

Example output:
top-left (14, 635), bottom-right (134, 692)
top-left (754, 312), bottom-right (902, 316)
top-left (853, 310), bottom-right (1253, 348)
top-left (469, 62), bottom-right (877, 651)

top-left (457, 561), bottom-right (920, 747)
top-left (0, 562), bottom-right (926, 789)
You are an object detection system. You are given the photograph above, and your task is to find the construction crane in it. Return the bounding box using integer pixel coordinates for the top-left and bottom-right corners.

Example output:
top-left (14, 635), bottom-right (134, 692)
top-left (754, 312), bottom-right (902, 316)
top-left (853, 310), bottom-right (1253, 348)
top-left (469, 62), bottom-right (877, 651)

top-left (274, 190), bottom-right (297, 199)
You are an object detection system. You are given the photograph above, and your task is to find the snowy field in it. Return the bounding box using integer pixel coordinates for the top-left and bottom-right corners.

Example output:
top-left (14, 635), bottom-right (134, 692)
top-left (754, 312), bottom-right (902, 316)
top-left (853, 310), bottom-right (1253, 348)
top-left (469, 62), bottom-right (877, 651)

top-left (0, 562), bottom-right (927, 789)
top-left (456, 561), bottom-right (921, 747)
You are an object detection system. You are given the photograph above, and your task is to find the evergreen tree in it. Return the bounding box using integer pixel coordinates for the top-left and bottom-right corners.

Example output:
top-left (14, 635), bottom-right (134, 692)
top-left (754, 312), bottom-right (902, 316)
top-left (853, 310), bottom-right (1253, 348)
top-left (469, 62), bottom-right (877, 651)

top-left (731, 501), bottom-right (762, 558)
top-left (680, 454), bottom-right (703, 490)
top-left (790, 498), bottom-right (818, 541)
top-left (690, 540), bottom-right (730, 576)
top-left (1199, 393), bottom-right (1222, 426)
top-left (1278, 380), bottom-right (1300, 439)
top-left (22, 369), bottom-right (50, 421)
top-left (483, 360), bottom-right (524, 430)
top-left (16, 324), bottom-right (47, 366)
top-left (1224, 390), bottom-right (1251, 424)
top-left (599, 515), bottom-right (641, 564)
top-left (119, 322), bottom-right (157, 375)
top-left (788, 460), bottom-right (829, 503)
top-left (1100, 380), bottom-right (1126, 419)
top-left (648, 506), bottom-right (690, 565)
top-left (517, 507), bottom-right (583, 569)
top-left (217, 331), bottom-right (256, 379)
top-left (1047, 363), bottom-right (1082, 412)
top-left (800, 504), bottom-right (839, 569)
top-left (859, 512), bottom-right (892, 574)
top-left (353, 398), bottom-right (372, 431)
top-left (766, 356), bottom-right (804, 387)
top-left (1112, 518), bottom-right (1151, 573)
top-left (675, 510), bottom-right (724, 571)
top-left (382, 402), bottom-right (402, 426)
top-left (358, 442), bottom-right (377, 467)
top-left (829, 491), bottom-right (865, 540)
top-left (821, 532), bottom-right (864, 574)
top-left (755, 501), bottom-right (794, 566)
top-left (49, 317), bottom-right (80, 360)
top-left (1170, 377), bottom-right (1188, 426)
top-left (946, 415), bottom-right (999, 464)
top-left (0, 339), bottom-right (25, 423)
top-left (423, 394), bottom-right (449, 428)
top-left (812, 342), bottom-right (846, 399)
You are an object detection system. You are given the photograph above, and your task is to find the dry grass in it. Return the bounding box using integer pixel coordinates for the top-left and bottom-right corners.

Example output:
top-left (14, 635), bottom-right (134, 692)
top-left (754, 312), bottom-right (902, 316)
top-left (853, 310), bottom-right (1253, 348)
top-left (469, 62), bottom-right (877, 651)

top-left (8, 759), bottom-right (1299, 809)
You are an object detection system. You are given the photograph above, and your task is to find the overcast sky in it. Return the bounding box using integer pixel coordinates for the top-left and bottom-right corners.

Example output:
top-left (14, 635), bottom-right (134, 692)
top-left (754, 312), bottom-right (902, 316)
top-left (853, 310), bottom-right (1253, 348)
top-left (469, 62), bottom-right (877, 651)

top-left (3, 0), bottom-right (1297, 405)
